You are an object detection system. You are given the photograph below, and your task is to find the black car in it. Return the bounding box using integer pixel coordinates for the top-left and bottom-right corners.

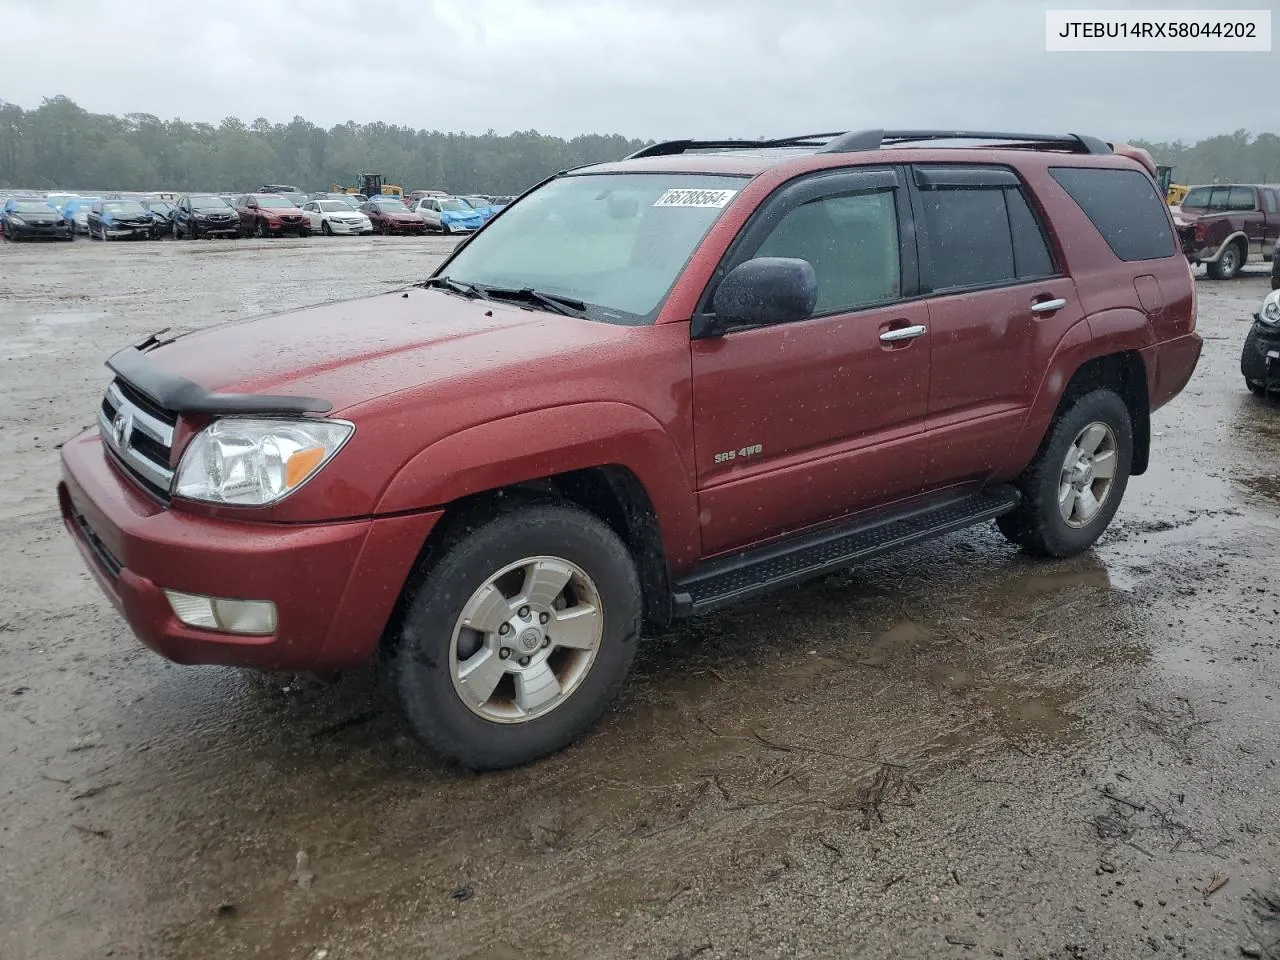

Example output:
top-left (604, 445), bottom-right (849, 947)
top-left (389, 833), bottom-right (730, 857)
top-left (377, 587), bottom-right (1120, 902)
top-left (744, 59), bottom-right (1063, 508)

top-left (140, 198), bottom-right (178, 238)
top-left (1243, 289), bottom-right (1280, 396)
top-left (88, 199), bottom-right (155, 241)
top-left (1, 199), bottom-right (74, 241)
top-left (172, 194), bottom-right (241, 239)
top-left (258, 183), bottom-right (301, 194)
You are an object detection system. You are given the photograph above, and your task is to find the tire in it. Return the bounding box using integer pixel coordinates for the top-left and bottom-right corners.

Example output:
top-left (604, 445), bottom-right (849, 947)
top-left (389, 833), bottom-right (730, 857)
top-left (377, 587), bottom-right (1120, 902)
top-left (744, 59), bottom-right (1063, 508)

top-left (392, 502), bottom-right (641, 770)
top-left (189, 222), bottom-right (199, 240)
top-left (171, 220), bottom-right (180, 240)
top-left (442, 223), bottom-right (453, 236)
top-left (1206, 241), bottom-right (1244, 280)
top-left (1271, 258), bottom-right (1279, 291)
top-left (254, 220), bottom-right (265, 239)
top-left (297, 228), bottom-right (310, 238)
top-left (322, 221), bottom-right (332, 236)
top-left (996, 389), bottom-right (1133, 558)
top-left (1246, 380), bottom-right (1266, 396)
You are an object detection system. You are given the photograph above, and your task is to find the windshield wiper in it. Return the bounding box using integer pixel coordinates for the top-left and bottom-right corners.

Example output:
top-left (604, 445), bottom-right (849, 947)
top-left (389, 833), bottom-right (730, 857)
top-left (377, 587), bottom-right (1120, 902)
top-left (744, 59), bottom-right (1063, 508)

top-left (480, 286), bottom-right (587, 317)
top-left (424, 276), bottom-right (491, 300)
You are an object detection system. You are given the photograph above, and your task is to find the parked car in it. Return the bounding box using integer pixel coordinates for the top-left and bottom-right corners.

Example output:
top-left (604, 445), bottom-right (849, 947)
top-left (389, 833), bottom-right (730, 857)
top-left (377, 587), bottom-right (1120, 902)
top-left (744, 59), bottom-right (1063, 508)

top-left (234, 194), bottom-right (311, 238)
top-left (258, 184), bottom-right (301, 194)
top-left (1243, 288), bottom-right (1280, 396)
top-left (172, 194), bottom-right (242, 239)
top-left (491, 196), bottom-right (515, 210)
top-left (1, 197), bottom-right (73, 241)
top-left (61, 197), bottom-right (102, 235)
top-left (302, 199), bottom-right (373, 235)
top-left (460, 195), bottom-right (497, 221)
top-left (1175, 183), bottom-right (1280, 280)
top-left (407, 189), bottom-right (448, 206)
top-left (412, 195), bottom-right (485, 234)
top-left (88, 199), bottom-right (156, 241)
top-left (57, 129), bottom-right (1201, 771)
top-left (360, 198), bottom-right (427, 235)
top-left (139, 198), bottom-right (177, 238)
top-left (283, 192), bottom-right (309, 209)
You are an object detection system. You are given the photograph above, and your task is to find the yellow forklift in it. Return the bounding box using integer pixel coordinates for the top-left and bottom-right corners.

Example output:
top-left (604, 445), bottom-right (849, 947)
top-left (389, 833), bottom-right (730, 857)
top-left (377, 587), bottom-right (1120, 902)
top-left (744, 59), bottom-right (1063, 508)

top-left (332, 173), bottom-right (405, 199)
top-left (1156, 165), bottom-right (1189, 206)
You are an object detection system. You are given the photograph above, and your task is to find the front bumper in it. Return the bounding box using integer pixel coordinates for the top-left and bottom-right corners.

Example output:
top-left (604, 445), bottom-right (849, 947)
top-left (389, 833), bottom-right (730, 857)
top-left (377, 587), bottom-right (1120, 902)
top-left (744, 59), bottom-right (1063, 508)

top-left (193, 218), bottom-right (240, 236)
top-left (1242, 322), bottom-right (1280, 391)
top-left (7, 221), bottom-right (73, 239)
top-left (104, 222), bottom-right (154, 239)
top-left (327, 220), bottom-right (372, 234)
top-left (58, 429), bottom-right (442, 671)
top-left (383, 221), bottom-right (427, 233)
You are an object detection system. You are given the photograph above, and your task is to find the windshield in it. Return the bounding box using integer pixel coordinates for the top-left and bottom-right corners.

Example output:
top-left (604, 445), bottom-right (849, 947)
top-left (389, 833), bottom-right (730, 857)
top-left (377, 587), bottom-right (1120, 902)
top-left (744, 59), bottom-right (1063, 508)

top-left (317, 201), bottom-right (352, 212)
top-left (12, 201), bottom-right (56, 213)
top-left (438, 173), bottom-right (746, 325)
top-left (464, 197), bottom-right (487, 206)
top-left (285, 193), bottom-right (308, 205)
top-left (373, 200), bottom-right (405, 212)
top-left (103, 201), bottom-right (146, 215)
top-left (439, 199), bottom-right (468, 212)
top-left (190, 195), bottom-right (229, 209)
top-left (255, 195), bottom-right (294, 208)
top-left (148, 201), bottom-right (175, 213)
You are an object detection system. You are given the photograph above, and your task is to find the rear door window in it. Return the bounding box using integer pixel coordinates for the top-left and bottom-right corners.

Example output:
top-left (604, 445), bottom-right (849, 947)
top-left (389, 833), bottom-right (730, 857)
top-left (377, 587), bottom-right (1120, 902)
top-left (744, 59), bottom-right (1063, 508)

top-left (913, 166), bottom-right (1055, 290)
top-left (1228, 186), bottom-right (1257, 211)
top-left (1049, 167), bottom-right (1177, 262)
top-left (1264, 190), bottom-right (1278, 215)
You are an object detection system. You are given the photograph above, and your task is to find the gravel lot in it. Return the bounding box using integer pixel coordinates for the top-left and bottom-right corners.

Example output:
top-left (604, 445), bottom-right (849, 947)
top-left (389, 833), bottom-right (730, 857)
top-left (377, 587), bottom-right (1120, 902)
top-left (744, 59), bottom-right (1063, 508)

top-left (1, 238), bottom-right (1279, 960)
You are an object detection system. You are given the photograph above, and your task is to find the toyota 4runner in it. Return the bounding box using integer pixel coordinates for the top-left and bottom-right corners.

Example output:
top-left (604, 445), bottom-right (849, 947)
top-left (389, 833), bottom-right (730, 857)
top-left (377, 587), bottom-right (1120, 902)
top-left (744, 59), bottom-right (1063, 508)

top-left (59, 129), bottom-right (1202, 769)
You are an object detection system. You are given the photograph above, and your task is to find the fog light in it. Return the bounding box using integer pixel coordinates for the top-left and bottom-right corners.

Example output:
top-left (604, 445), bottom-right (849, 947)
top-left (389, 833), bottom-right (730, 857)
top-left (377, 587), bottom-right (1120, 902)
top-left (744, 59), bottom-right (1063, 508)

top-left (164, 590), bottom-right (278, 635)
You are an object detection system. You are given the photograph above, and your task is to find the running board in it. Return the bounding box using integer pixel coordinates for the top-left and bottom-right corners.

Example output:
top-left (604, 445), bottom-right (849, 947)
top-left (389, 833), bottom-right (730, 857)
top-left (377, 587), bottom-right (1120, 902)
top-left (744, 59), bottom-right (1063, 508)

top-left (672, 485), bottom-right (1020, 617)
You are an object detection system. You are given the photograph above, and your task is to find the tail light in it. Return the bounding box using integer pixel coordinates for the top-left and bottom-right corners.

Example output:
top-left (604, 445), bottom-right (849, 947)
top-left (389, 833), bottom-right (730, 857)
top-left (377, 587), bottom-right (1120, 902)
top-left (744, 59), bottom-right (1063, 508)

top-left (1194, 222), bottom-right (1206, 242)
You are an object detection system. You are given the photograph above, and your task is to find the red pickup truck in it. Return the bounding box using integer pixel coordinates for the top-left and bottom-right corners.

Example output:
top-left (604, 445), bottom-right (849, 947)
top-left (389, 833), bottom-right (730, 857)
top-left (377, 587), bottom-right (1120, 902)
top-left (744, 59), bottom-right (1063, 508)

top-left (59, 129), bottom-right (1201, 769)
top-left (1175, 183), bottom-right (1280, 280)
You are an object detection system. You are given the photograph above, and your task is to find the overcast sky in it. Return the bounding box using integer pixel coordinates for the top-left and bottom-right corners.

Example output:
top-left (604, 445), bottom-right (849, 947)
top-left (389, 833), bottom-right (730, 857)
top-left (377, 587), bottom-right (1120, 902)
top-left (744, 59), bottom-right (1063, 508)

top-left (1, 0), bottom-right (1274, 143)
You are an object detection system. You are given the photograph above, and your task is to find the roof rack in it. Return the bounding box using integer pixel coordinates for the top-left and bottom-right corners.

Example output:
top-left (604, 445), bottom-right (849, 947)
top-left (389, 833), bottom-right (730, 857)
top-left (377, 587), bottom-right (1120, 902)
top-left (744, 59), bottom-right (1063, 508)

top-left (625, 130), bottom-right (1111, 160)
top-left (625, 133), bottom-right (845, 160)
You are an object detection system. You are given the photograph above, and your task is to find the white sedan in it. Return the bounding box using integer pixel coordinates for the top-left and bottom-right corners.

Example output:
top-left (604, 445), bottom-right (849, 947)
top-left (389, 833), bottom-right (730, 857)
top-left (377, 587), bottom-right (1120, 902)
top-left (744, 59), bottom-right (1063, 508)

top-left (302, 200), bottom-right (373, 236)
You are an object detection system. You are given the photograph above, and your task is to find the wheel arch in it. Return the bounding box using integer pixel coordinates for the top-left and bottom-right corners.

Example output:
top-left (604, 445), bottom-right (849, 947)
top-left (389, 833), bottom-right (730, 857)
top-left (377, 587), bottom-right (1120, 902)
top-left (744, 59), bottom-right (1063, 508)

top-left (1203, 230), bottom-right (1249, 263)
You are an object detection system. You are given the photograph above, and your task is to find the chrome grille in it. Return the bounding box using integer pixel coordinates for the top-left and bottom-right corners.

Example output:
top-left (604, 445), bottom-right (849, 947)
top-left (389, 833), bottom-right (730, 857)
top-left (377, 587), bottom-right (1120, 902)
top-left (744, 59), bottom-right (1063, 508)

top-left (99, 380), bottom-right (176, 497)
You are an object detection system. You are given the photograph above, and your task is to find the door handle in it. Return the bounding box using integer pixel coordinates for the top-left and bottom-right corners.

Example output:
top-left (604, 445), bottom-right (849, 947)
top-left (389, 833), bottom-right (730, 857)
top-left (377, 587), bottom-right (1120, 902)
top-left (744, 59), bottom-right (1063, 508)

top-left (879, 324), bottom-right (927, 343)
top-left (1031, 298), bottom-right (1068, 314)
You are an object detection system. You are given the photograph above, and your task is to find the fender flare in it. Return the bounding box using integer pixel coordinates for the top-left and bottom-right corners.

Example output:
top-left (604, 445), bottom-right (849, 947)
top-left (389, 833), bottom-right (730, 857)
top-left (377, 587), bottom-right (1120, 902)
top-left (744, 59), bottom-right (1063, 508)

top-left (375, 401), bottom-right (701, 569)
top-left (1000, 309), bottom-right (1152, 476)
top-left (1202, 231), bottom-right (1249, 263)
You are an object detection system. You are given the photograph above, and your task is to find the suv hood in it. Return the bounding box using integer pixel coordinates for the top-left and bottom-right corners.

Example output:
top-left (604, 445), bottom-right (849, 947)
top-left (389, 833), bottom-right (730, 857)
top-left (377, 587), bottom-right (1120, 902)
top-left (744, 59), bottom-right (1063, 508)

top-left (131, 289), bottom-right (632, 414)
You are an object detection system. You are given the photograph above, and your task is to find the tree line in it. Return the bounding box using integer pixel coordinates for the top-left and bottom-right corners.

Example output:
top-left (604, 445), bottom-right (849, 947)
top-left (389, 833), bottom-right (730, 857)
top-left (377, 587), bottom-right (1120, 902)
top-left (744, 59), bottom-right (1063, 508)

top-left (0, 97), bottom-right (1276, 194)
top-left (0, 96), bottom-right (648, 195)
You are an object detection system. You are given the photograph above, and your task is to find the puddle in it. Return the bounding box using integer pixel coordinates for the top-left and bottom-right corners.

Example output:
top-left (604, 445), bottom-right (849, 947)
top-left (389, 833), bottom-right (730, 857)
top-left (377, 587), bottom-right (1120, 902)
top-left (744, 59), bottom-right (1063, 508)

top-left (1235, 473), bottom-right (1280, 506)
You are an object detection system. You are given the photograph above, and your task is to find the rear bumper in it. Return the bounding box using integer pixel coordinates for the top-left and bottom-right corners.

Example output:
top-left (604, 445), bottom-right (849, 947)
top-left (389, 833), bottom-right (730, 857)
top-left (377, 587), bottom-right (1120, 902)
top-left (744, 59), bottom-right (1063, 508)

top-left (58, 429), bottom-right (442, 671)
top-left (1147, 332), bottom-right (1203, 412)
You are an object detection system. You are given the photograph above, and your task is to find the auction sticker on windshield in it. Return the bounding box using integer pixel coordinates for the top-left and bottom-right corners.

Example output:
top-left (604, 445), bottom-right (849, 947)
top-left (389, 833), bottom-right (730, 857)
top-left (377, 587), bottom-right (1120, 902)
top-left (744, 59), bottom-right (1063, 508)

top-left (653, 188), bottom-right (737, 208)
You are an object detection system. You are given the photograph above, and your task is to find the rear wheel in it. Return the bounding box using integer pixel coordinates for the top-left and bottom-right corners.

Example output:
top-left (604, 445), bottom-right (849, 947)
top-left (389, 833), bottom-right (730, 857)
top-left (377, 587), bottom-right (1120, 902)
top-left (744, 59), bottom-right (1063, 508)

top-left (392, 503), bottom-right (641, 770)
top-left (996, 389), bottom-right (1133, 558)
top-left (1247, 380), bottom-right (1266, 396)
top-left (1207, 241), bottom-right (1244, 280)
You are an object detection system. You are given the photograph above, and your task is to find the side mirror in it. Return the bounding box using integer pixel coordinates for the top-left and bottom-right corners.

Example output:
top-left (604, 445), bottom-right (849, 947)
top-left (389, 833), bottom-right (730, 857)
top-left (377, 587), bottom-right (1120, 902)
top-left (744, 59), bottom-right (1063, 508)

top-left (696, 257), bottom-right (817, 337)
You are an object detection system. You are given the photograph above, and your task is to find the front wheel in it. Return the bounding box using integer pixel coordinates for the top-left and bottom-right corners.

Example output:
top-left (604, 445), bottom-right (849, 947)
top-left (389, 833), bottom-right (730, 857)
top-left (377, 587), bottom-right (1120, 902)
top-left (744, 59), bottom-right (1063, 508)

top-left (321, 221), bottom-right (332, 236)
top-left (392, 503), bottom-right (641, 770)
top-left (254, 220), bottom-right (265, 239)
top-left (996, 389), bottom-right (1133, 558)
top-left (1271, 257), bottom-right (1279, 291)
top-left (1207, 242), bottom-right (1243, 280)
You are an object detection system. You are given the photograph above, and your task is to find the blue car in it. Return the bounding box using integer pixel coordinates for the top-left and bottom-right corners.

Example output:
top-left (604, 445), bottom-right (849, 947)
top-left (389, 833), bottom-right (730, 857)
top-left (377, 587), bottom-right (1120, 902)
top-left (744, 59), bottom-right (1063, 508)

top-left (461, 195), bottom-right (497, 221)
top-left (61, 196), bottom-right (102, 235)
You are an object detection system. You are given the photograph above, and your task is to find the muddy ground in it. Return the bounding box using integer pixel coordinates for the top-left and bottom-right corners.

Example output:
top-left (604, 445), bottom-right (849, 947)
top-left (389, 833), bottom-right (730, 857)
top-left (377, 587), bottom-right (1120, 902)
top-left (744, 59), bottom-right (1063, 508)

top-left (1, 237), bottom-right (1278, 960)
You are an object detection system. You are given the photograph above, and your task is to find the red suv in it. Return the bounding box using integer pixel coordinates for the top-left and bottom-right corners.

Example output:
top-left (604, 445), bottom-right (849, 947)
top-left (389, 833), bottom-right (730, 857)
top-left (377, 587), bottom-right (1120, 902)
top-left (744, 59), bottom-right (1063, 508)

top-left (233, 193), bottom-right (311, 238)
top-left (59, 130), bottom-right (1201, 769)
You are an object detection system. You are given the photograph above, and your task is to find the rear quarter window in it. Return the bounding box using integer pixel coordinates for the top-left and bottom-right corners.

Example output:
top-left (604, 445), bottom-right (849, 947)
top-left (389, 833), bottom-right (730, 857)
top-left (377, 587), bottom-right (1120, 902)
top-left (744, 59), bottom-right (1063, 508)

top-left (1049, 167), bottom-right (1177, 262)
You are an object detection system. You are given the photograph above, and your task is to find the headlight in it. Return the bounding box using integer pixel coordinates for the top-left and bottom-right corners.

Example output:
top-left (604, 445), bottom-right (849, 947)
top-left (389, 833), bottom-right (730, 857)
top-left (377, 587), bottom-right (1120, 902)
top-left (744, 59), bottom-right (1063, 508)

top-left (174, 418), bottom-right (353, 506)
top-left (8, 215), bottom-right (25, 225)
top-left (1261, 291), bottom-right (1280, 326)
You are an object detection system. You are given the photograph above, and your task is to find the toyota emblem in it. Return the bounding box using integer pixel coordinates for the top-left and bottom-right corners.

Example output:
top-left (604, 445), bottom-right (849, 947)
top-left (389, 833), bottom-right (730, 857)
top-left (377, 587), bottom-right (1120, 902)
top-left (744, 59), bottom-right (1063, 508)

top-left (111, 411), bottom-right (131, 449)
